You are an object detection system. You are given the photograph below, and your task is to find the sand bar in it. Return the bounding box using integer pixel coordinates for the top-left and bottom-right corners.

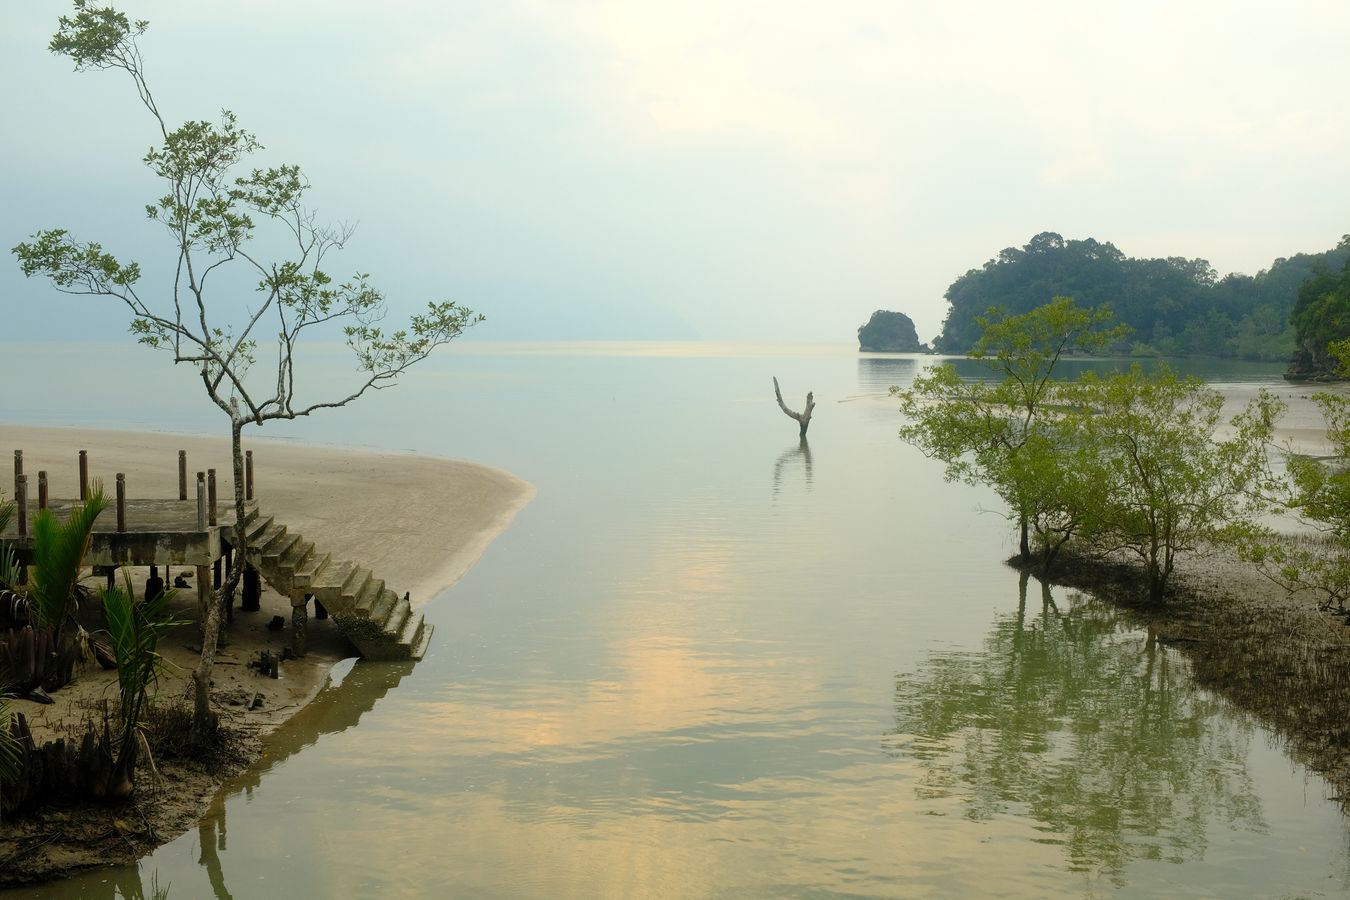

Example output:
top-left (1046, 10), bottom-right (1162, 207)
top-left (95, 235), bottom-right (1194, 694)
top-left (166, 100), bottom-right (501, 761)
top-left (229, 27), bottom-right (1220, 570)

top-left (3, 423), bottom-right (535, 604)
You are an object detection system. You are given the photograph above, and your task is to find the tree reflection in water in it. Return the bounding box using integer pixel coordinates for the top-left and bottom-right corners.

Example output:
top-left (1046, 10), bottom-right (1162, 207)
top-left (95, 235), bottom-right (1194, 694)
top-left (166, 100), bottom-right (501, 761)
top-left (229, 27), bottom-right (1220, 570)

top-left (890, 572), bottom-right (1265, 886)
top-left (771, 437), bottom-right (813, 500)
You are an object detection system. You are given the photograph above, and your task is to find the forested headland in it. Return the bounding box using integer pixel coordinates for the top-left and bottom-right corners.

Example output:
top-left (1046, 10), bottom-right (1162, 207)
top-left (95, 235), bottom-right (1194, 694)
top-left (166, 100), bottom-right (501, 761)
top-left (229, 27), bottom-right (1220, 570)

top-left (934, 232), bottom-right (1350, 364)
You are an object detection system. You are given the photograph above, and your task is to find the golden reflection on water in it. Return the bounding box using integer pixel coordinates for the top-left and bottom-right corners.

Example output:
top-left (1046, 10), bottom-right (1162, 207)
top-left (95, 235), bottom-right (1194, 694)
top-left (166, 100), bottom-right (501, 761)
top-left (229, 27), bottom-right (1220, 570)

top-left (36, 568), bottom-right (1350, 900)
top-left (205, 754), bottom-right (1077, 899)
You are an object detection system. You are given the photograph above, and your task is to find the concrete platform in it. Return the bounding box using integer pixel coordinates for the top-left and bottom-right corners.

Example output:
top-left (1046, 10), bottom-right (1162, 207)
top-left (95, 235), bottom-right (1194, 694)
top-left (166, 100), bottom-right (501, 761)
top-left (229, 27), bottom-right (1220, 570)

top-left (1, 498), bottom-right (256, 567)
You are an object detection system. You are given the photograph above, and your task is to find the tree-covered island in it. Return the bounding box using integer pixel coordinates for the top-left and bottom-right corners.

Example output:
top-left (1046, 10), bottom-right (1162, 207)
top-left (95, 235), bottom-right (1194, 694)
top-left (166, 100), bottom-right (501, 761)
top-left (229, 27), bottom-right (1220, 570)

top-left (930, 232), bottom-right (1350, 370)
top-left (857, 310), bottom-right (925, 352)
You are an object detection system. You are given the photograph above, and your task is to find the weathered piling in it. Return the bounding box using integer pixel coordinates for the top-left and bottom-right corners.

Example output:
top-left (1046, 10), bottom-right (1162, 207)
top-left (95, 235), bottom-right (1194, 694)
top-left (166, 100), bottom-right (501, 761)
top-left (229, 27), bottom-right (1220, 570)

top-left (14, 474), bottom-right (27, 585)
top-left (115, 474), bottom-right (126, 533)
top-left (196, 473), bottom-right (209, 631)
top-left (207, 469), bottom-right (218, 527)
top-left (37, 471), bottom-right (48, 510)
top-left (178, 450), bottom-right (188, 501)
top-left (246, 449), bottom-right (254, 501)
top-left (78, 450), bottom-right (88, 500)
top-left (15, 474), bottom-right (27, 538)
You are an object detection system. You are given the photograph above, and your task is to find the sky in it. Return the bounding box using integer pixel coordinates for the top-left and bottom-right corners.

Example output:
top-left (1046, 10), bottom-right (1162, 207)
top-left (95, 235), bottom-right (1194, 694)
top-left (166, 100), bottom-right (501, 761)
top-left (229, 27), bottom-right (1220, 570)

top-left (2, 0), bottom-right (1348, 346)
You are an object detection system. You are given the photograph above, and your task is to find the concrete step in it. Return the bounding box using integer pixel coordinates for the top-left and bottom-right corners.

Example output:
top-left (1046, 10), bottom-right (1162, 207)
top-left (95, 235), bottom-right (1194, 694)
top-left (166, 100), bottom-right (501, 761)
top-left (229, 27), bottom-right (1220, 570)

top-left (310, 559), bottom-right (356, 594)
top-left (293, 551), bottom-right (331, 591)
top-left (279, 539), bottom-right (313, 575)
top-left (395, 611), bottom-right (425, 653)
top-left (254, 524), bottom-right (289, 558)
top-left (340, 566), bottom-right (372, 605)
top-left (368, 588), bottom-right (400, 627)
top-left (382, 594), bottom-right (411, 637)
top-left (409, 622), bottom-right (434, 661)
top-left (351, 576), bottom-right (386, 618)
top-left (263, 532), bottom-right (302, 567)
top-left (244, 515), bottom-right (274, 545)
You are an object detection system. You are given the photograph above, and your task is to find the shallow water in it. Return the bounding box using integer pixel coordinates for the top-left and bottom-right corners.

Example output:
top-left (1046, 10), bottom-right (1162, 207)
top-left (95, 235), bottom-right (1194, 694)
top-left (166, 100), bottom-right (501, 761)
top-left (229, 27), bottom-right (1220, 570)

top-left (3, 343), bottom-right (1349, 898)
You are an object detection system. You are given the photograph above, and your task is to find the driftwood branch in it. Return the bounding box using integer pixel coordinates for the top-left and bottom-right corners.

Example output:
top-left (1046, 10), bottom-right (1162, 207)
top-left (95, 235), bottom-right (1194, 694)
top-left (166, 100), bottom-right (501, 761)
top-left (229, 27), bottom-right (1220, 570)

top-left (773, 376), bottom-right (815, 437)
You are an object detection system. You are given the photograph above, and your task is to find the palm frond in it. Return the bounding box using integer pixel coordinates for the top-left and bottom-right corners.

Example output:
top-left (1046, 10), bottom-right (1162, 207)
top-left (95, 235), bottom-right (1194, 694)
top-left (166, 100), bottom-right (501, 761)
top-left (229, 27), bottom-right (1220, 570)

top-left (0, 695), bottom-right (19, 791)
top-left (0, 543), bottom-right (21, 593)
top-left (102, 573), bottom-right (180, 738)
top-left (29, 484), bottom-right (107, 632)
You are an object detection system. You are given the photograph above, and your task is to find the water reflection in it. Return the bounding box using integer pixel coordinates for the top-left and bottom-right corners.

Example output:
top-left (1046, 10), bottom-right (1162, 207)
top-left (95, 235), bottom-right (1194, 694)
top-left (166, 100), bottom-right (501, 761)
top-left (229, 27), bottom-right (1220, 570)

top-left (229, 658), bottom-right (414, 793)
top-left (856, 355), bottom-right (921, 395)
top-left (198, 815), bottom-right (232, 900)
top-left (890, 573), bottom-right (1266, 887)
top-left (771, 438), bottom-right (813, 498)
top-left (933, 356), bottom-right (1286, 386)
top-left (35, 660), bottom-right (416, 900)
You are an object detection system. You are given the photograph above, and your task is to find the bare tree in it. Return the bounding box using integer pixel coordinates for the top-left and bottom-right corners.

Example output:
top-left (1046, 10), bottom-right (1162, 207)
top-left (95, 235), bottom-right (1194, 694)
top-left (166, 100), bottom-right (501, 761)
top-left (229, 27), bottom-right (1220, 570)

top-left (773, 377), bottom-right (815, 438)
top-left (14, 2), bottom-right (482, 740)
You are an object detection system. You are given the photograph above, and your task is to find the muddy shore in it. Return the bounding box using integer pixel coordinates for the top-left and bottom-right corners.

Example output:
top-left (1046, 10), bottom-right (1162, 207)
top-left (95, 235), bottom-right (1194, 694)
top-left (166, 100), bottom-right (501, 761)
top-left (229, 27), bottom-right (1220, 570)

top-left (1034, 544), bottom-right (1350, 809)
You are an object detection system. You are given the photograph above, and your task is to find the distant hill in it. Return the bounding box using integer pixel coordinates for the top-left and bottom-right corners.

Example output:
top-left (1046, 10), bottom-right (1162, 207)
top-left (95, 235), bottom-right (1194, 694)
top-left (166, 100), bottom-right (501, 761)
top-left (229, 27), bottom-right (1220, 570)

top-left (934, 232), bottom-right (1350, 360)
top-left (858, 310), bottom-right (923, 352)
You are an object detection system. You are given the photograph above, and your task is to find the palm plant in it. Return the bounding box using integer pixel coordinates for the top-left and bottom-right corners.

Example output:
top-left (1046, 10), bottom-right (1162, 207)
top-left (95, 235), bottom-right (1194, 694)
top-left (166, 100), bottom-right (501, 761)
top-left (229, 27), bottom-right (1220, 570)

top-left (102, 573), bottom-right (180, 797)
top-left (1, 484), bottom-right (108, 693)
top-left (0, 691), bottom-right (21, 822)
top-left (27, 484), bottom-right (108, 634)
top-left (0, 493), bottom-right (17, 615)
top-left (0, 695), bottom-right (18, 787)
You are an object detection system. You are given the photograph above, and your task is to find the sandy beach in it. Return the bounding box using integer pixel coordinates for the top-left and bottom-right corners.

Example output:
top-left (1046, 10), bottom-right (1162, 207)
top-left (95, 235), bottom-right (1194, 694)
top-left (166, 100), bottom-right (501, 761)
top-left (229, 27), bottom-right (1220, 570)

top-left (0, 423), bottom-right (534, 883)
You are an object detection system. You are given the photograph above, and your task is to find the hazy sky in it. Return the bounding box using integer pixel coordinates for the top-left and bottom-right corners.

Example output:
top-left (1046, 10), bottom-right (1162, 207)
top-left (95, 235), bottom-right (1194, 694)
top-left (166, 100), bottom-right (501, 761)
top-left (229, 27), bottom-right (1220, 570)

top-left (3, 1), bottom-right (1348, 345)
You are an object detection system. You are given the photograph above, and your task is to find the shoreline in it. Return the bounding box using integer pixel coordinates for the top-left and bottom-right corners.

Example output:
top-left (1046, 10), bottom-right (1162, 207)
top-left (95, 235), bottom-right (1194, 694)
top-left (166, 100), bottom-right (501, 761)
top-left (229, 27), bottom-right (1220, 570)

top-left (0, 423), bottom-right (535, 886)
top-left (1028, 543), bottom-right (1350, 808)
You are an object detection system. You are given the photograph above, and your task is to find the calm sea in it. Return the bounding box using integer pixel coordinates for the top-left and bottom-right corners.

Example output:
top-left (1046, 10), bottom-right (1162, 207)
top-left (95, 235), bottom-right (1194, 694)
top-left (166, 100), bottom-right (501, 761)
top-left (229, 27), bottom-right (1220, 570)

top-left (3, 342), bottom-right (1348, 899)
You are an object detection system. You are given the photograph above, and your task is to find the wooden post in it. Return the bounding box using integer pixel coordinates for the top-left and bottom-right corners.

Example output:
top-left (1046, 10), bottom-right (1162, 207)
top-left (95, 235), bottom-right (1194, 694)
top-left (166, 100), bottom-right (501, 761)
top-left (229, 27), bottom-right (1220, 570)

top-left (178, 450), bottom-right (188, 501)
top-left (37, 471), bottom-right (48, 510)
top-left (245, 450), bottom-right (254, 501)
top-left (207, 469), bottom-right (218, 526)
top-left (116, 474), bottom-right (127, 533)
top-left (15, 474), bottom-right (27, 539)
top-left (196, 472), bottom-right (207, 531)
top-left (144, 565), bottom-right (164, 603)
top-left (242, 566), bottom-right (261, 612)
top-left (79, 450), bottom-right (88, 500)
top-left (14, 475), bottom-right (27, 586)
top-left (13, 450), bottom-right (22, 497)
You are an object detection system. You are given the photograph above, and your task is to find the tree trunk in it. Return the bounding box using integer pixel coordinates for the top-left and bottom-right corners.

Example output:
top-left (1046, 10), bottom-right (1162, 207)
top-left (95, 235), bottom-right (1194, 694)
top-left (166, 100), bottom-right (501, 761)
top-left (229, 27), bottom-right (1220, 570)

top-left (191, 419), bottom-right (249, 742)
top-left (1018, 515), bottom-right (1031, 563)
top-left (773, 377), bottom-right (815, 437)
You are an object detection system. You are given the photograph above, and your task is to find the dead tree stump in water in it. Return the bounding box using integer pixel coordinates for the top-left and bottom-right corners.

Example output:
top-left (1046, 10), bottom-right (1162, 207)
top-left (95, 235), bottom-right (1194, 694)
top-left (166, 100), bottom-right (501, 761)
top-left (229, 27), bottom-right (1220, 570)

top-left (773, 376), bottom-right (815, 438)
